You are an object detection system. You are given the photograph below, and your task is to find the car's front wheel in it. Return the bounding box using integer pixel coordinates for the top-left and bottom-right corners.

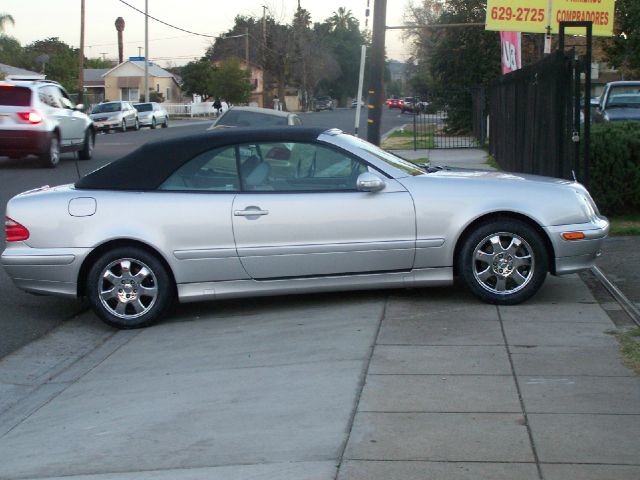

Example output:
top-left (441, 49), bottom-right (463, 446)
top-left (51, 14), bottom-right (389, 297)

top-left (121, 119), bottom-right (127, 132)
top-left (151, 117), bottom-right (156, 129)
top-left (134, 118), bottom-right (140, 130)
top-left (86, 247), bottom-right (175, 329)
top-left (458, 219), bottom-right (548, 305)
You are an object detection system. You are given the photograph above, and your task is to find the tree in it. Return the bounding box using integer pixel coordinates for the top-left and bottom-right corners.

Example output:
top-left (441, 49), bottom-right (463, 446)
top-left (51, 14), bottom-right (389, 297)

top-left (604, 0), bottom-right (640, 78)
top-left (0, 35), bottom-right (22, 67)
top-left (0, 13), bottom-right (14, 33)
top-left (319, 9), bottom-right (369, 106)
top-left (23, 37), bottom-right (79, 92)
top-left (84, 57), bottom-right (113, 69)
top-left (210, 57), bottom-right (252, 104)
top-left (181, 58), bottom-right (216, 99)
top-left (404, 0), bottom-right (500, 132)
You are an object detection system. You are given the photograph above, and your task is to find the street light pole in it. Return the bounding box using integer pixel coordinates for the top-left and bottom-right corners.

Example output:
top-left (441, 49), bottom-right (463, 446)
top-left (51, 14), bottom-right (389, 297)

top-left (78, 0), bottom-right (85, 106)
top-left (366, 0), bottom-right (387, 146)
top-left (144, 0), bottom-right (149, 102)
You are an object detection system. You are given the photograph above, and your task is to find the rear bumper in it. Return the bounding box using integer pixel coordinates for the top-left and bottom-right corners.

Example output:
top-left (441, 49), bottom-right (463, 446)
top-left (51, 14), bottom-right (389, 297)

top-left (0, 129), bottom-right (50, 156)
top-left (545, 217), bottom-right (609, 275)
top-left (1, 245), bottom-right (92, 298)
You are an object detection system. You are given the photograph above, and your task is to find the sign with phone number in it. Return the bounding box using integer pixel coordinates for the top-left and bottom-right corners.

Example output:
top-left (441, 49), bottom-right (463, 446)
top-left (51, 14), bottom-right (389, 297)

top-left (486, 0), bottom-right (615, 36)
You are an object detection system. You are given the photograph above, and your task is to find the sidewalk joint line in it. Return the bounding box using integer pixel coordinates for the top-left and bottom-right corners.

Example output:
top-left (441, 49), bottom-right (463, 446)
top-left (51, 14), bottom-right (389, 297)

top-left (497, 305), bottom-right (544, 480)
top-left (334, 295), bottom-right (388, 480)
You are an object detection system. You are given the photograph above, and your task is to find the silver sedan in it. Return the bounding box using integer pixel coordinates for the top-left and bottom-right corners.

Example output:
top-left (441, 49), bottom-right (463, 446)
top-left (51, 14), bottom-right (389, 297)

top-left (2, 128), bottom-right (609, 329)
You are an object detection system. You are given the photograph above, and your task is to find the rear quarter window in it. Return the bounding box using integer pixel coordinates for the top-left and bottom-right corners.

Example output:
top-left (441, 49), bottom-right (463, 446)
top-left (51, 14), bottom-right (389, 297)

top-left (0, 86), bottom-right (32, 106)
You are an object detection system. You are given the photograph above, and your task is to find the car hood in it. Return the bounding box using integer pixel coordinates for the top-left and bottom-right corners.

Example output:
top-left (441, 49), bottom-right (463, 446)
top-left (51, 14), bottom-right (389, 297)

top-left (603, 107), bottom-right (640, 121)
top-left (426, 167), bottom-right (574, 186)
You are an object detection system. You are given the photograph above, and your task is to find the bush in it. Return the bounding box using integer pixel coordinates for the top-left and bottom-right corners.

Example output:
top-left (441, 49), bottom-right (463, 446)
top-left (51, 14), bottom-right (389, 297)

top-left (589, 122), bottom-right (640, 215)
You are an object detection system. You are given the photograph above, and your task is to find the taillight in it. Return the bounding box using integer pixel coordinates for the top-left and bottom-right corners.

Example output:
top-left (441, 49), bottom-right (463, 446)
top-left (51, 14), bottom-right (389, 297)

top-left (5, 217), bottom-right (29, 242)
top-left (17, 111), bottom-right (43, 124)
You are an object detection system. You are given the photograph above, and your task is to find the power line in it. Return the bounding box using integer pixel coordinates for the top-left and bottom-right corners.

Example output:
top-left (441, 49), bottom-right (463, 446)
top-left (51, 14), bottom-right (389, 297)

top-left (117, 0), bottom-right (217, 38)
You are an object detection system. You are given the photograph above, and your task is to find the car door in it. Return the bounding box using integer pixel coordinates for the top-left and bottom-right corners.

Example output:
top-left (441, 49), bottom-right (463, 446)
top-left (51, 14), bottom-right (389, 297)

top-left (39, 86), bottom-right (77, 146)
top-left (231, 141), bottom-right (416, 279)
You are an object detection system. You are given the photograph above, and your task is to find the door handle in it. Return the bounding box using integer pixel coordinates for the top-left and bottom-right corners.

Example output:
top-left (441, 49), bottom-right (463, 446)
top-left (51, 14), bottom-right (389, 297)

top-left (234, 208), bottom-right (269, 216)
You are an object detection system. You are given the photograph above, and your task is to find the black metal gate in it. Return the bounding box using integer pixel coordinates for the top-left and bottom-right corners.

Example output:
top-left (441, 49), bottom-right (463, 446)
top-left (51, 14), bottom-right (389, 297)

top-left (407, 88), bottom-right (483, 149)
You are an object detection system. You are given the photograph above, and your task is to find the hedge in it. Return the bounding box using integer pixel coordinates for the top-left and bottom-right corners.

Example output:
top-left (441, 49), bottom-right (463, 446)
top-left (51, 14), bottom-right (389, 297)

top-left (588, 122), bottom-right (640, 216)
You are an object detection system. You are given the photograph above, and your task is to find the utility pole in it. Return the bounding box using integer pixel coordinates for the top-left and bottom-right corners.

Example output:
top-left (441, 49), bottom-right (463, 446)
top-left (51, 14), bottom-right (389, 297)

top-left (245, 26), bottom-right (250, 69)
top-left (144, 0), bottom-right (149, 102)
top-left (138, 46), bottom-right (142, 57)
top-left (366, 0), bottom-right (387, 146)
top-left (262, 5), bottom-right (268, 108)
top-left (78, 0), bottom-right (85, 105)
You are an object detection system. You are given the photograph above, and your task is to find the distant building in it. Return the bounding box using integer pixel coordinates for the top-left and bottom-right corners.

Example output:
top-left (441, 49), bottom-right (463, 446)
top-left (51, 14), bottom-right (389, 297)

top-left (102, 60), bottom-right (181, 102)
top-left (0, 63), bottom-right (46, 81)
top-left (83, 68), bottom-right (110, 103)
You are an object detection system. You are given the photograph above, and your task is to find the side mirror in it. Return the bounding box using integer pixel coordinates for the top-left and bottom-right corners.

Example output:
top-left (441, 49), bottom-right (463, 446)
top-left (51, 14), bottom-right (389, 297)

top-left (357, 172), bottom-right (386, 192)
top-left (75, 103), bottom-right (84, 111)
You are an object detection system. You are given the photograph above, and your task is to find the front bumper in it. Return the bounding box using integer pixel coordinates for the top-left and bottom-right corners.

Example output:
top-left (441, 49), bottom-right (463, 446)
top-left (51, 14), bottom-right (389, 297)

top-left (92, 120), bottom-right (121, 131)
top-left (545, 217), bottom-right (609, 275)
top-left (1, 245), bottom-right (92, 298)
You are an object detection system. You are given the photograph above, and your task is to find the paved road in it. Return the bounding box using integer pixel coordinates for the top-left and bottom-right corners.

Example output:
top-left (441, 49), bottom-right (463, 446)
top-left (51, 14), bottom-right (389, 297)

top-left (0, 109), bottom-right (408, 359)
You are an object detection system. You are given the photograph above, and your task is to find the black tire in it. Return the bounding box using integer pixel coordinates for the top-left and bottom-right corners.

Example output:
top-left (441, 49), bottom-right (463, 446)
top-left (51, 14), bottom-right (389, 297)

top-left (78, 129), bottom-right (94, 160)
top-left (121, 119), bottom-right (127, 132)
top-left (151, 117), bottom-right (157, 129)
top-left (134, 118), bottom-right (140, 130)
top-left (86, 247), bottom-right (175, 329)
top-left (39, 133), bottom-right (60, 168)
top-left (458, 219), bottom-right (548, 305)
top-left (162, 117), bottom-right (168, 128)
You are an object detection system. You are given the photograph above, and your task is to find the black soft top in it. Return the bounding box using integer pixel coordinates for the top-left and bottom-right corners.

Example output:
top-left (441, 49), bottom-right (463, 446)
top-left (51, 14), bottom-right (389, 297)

top-left (75, 127), bottom-right (330, 190)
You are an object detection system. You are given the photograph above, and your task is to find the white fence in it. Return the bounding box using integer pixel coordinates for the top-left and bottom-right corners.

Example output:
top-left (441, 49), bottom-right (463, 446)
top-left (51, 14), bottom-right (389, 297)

top-left (164, 102), bottom-right (225, 118)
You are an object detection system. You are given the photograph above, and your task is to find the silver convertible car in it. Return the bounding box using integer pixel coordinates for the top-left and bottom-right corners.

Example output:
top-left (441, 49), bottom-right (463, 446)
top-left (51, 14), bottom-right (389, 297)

top-left (2, 128), bottom-right (608, 329)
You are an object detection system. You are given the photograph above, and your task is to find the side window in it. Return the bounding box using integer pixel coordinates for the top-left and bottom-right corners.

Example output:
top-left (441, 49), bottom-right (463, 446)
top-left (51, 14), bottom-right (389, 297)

top-left (238, 142), bottom-right (370, 192)
top-left (39, 86), bottom-right (61, 108)
top-left (158, 146), bottom-right (239, 192)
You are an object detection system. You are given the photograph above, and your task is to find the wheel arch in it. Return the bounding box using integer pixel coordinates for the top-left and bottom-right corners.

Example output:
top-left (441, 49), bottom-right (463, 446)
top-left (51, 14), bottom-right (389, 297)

top-left (452, 211), bottom-right (557, 276)
top-left (77, 239), bottom-right (177, 297)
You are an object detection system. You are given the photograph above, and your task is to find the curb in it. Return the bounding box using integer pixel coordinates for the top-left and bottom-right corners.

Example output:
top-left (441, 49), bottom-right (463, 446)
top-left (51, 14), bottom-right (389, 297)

top-left (591, 265), bottom-right (640, 327)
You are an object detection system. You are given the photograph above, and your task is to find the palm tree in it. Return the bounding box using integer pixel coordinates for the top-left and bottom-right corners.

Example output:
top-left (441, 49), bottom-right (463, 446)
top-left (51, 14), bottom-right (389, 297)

top-left (328, 7), bottom-right (358, 31)
top-left (0, 13), bottom-right (15, 33)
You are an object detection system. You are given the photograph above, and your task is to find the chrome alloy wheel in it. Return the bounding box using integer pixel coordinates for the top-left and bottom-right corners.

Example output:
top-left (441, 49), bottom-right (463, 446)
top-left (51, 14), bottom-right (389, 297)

top-left (472, 232), bottom-right (534, 295)
top-left (98, 258), bottom-right (158, 319)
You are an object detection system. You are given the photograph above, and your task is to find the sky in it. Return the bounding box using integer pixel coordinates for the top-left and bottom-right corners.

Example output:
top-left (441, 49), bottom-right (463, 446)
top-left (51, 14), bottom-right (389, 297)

top-left (2, 0), bottom-right (414, 67)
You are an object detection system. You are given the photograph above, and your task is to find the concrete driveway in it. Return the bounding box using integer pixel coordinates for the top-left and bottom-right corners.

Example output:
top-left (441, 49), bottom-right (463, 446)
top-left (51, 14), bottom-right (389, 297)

top-left (1, 274), bottom-right (639, 480)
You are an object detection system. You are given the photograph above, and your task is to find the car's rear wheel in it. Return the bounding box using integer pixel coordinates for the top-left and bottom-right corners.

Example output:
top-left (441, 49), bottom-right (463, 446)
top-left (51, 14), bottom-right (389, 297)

top-left (39, 134), bottom-right (60, 168)
top-left (151, 117), bottom-right (157, 129)
top-left (162, 116), bottom-right (168, 128)
top-left (87, 247), bottom-right (174, 329)
top-left (134, 118), bottom-right (140, 130)
top-left (458, 219), bottom-right (548, 305)
top-left (78, 129), bottom-right (94, 160)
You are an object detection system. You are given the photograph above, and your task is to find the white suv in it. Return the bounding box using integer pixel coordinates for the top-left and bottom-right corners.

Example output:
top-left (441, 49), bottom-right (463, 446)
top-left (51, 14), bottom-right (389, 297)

top-left (0, 80), bottom-right (95, 168)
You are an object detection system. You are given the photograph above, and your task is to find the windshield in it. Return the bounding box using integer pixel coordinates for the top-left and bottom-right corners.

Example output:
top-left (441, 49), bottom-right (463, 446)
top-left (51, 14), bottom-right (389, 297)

top-left (134, 103), bottom-right (152, 112)
top-left (92, 102), bottom-right (122, 114)
top-left (338, 134), bottom-right (424, 177)
top-left (606, 86), bottom-right (640, 108)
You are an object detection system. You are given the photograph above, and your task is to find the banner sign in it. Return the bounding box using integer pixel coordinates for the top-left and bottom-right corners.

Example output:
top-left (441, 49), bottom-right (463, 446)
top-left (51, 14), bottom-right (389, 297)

top-left (553, 0), bottom-right (615, 36)
top-left (501, 31), bottom-right (522, 74)
top-left (486, 0), bottom-right (615, 36)
top-left (487, 0), bottom-right (548, 34)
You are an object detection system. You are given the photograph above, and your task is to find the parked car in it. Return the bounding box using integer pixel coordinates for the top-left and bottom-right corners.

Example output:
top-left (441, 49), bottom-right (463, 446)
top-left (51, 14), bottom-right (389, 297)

top-left (314, 96), bottom-right (334, 111)
top-left (0, 79), bottom-right (95, 167)
top-left (592, 81), bottom-right (640, 123)
top-left (211, 106), bottom-right (302, 128)
top-left (89, 101), bottom-right (139, 132)
top-left (134, 102), bottom-right (169, 129)
top-left (387, 97), bottom-right (401, 109)
top-left (2, 127), bottom-right (608, 329)
top-left (400, 97), bottom-right (418, 114)
top-left (351, 98), bottom-right (365, 108)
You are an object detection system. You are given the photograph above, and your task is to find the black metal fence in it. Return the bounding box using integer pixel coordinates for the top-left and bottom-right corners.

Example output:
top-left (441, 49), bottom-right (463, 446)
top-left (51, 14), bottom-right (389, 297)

top-left (406, 89), bottom-right (482, 149)
top-left (488, 50), bottom-right (576, 179)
